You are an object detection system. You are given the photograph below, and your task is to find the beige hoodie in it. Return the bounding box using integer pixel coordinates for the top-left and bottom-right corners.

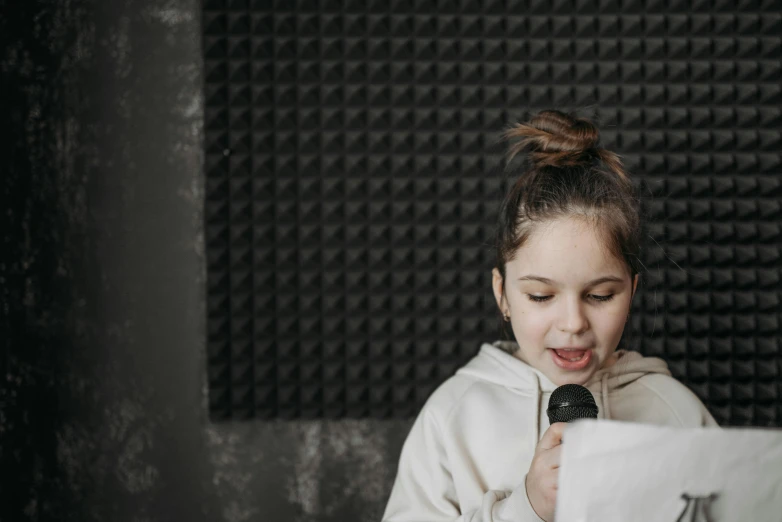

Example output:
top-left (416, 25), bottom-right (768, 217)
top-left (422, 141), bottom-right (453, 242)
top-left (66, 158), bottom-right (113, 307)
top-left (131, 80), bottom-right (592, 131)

top-left (382, 340), bottom-right (719, 522)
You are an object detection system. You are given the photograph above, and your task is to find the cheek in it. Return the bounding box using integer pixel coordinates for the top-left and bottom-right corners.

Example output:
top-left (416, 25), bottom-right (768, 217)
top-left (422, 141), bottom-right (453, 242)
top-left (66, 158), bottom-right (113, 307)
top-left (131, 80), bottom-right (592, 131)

top-left (592, 304), bottom-right (630, 337)
top-left (512, 307), bottom-right (549, 340)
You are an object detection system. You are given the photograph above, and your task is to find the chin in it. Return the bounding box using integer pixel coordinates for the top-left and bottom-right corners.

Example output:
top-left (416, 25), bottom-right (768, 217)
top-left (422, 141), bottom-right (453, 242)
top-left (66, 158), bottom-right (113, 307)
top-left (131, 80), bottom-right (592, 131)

top-left (553, 373), bottom-right (591, 386)
top-left (548, 362), bottom-right (596, 383)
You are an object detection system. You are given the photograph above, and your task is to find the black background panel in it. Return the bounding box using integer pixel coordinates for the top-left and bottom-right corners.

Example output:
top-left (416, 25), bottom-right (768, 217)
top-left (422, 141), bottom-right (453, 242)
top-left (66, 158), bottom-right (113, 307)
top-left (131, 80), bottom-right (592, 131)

top-left (204, 0), bottom-right (782, 423)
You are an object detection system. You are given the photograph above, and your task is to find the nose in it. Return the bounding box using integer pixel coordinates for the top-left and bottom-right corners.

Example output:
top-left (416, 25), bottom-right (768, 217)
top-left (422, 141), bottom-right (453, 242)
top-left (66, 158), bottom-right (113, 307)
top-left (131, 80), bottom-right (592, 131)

top-left (557, 297), bottom-right (589, 335)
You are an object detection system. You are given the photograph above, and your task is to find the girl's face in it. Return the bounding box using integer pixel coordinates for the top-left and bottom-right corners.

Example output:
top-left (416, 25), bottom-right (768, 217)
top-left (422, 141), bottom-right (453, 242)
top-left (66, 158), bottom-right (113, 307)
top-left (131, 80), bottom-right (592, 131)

top-left (492, 217), bottom-right (638, 387)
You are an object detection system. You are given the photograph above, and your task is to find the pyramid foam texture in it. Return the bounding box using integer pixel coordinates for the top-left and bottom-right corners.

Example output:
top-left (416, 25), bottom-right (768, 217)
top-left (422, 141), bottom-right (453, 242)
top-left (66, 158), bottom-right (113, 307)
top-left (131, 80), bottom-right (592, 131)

top-left (204, 0), bottom-right (782, 423)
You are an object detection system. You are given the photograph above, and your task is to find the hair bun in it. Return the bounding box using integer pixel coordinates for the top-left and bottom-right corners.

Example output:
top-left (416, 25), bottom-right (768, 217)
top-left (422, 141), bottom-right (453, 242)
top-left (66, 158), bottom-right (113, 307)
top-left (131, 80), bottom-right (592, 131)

top-left (503, 109), bottom-right (603, 168)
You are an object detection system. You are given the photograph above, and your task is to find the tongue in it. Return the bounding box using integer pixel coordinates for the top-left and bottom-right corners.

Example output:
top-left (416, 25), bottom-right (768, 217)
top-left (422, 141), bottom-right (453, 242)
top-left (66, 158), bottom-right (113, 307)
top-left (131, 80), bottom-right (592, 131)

top-left (555, 349), bottom-right (586, 359)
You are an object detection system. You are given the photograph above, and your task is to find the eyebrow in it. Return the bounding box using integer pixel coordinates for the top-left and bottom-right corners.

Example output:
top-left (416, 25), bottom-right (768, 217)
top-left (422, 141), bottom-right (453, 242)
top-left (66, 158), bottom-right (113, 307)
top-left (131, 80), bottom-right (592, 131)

top-left (517, 275), bottom-right (625, 287)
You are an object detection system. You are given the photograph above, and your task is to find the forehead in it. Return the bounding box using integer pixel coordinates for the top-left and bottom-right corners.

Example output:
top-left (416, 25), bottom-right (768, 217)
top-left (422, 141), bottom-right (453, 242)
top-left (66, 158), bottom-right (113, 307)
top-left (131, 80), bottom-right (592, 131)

top-left (510, 218), bottom-right (625, 281)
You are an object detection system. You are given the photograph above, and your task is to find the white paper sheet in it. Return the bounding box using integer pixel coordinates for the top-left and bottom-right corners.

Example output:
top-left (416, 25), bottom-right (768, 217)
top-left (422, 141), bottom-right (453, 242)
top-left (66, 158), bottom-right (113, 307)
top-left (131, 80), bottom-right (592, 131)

top-left (555, 419), bottom-right (782, 522)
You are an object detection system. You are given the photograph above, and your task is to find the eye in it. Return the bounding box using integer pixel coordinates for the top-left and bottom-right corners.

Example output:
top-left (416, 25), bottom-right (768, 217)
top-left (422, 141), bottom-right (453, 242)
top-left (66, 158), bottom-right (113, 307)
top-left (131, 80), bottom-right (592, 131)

top-left (526, 294), bottom-right (615, 303)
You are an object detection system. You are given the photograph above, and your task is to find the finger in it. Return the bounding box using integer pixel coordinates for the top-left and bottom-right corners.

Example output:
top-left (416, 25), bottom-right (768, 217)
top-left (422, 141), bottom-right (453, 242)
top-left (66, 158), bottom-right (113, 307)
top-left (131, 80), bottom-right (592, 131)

top-left (536, 443), bottom-right (562, 471)
top-left (537, 422), bottom-right (567, 451)
top-left (548, 444), bottom-right (563, 470)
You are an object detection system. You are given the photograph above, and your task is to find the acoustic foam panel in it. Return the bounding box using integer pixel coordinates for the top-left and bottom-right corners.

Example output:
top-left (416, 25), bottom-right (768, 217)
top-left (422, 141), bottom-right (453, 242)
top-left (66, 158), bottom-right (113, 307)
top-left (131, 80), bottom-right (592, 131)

top-left (203, 0), bottom-right (782, 423)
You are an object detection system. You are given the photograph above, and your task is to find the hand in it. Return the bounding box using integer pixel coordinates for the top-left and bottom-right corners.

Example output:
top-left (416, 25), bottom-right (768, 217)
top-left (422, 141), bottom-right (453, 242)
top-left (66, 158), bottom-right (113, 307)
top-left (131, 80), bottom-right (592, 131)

top-left (525, 422), bottom-right (566, 522)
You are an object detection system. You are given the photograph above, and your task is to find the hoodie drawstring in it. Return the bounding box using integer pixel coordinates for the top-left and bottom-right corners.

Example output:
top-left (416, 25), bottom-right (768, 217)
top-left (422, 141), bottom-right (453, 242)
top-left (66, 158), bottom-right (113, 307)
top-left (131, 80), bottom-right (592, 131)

top-left (601, 373), bottom-right (611, 420)
top-left (532, 372), bottom-right (541, 453)
top-left (462, 342), bottom-right (673, 454)
top-left (533, 372), bottom-right (610, 447)
top-left (534, 369), bottom-right (611, 448)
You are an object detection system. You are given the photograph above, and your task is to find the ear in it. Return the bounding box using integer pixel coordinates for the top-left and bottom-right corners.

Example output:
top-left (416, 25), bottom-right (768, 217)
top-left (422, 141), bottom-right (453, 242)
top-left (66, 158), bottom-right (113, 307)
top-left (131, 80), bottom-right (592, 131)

top-left (631, 273), bottom-right (639, 299)
top-left (492, 267), bottom-right (505, 312)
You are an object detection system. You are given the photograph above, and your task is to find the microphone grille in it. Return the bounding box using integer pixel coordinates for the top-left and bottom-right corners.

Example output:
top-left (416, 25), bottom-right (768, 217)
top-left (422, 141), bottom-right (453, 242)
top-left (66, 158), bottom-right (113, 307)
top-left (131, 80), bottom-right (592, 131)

top-left (546, 383), bottom-right (599, 424)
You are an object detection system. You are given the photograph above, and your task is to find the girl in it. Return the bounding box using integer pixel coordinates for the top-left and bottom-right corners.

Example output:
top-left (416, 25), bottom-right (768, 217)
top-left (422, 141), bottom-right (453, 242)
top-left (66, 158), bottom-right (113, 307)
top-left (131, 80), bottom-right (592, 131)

top-left (381, 109), bottom-right (719, 522)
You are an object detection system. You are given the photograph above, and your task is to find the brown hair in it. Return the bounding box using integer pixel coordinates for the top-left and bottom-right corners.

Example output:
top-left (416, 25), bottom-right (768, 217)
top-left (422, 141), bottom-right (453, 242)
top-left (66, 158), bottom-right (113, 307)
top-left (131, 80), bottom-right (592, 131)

top-left (494, 109), bottom-right (644, 347)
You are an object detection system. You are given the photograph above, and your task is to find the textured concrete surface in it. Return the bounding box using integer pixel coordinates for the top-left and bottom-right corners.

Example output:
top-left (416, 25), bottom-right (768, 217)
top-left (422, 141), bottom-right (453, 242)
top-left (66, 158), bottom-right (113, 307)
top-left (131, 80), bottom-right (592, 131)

top-left (0, 1), bottom-right (411, 520)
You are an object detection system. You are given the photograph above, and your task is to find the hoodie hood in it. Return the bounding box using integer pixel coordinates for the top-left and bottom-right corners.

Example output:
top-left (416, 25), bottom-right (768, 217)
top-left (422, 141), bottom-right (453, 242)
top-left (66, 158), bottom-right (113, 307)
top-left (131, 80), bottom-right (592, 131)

top-left (455, 340), bottom-right (672, 451)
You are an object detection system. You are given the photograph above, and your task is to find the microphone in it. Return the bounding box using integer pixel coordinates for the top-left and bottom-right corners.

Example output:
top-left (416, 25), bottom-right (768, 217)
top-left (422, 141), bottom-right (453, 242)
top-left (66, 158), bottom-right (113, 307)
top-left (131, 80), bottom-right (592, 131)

top-left (546, 384), bottom-right (599, 424)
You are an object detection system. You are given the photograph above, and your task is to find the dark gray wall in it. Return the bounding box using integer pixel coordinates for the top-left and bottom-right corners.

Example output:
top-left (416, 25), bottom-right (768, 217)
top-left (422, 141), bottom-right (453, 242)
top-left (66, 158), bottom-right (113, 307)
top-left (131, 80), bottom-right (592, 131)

top-left (0, 1), bottom-right (410, 520)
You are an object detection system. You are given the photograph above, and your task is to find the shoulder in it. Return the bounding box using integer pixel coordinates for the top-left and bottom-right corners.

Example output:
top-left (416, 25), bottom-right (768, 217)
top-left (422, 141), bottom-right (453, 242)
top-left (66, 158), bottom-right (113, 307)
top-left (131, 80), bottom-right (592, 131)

top-left (633, 373), bottom-right (715, 427)
top-left (417, 373), bottom-right (481, 425)
top-left (417, 371), bottom-right (515, 430)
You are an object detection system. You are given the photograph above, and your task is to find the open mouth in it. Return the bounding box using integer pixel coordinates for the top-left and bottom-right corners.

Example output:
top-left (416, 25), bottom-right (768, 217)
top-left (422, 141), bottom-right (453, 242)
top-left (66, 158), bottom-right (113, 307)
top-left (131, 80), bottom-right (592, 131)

top-left (554, 349), bottom-right (587, 361)
top-left (550, 348), bottom-right (592, 370)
